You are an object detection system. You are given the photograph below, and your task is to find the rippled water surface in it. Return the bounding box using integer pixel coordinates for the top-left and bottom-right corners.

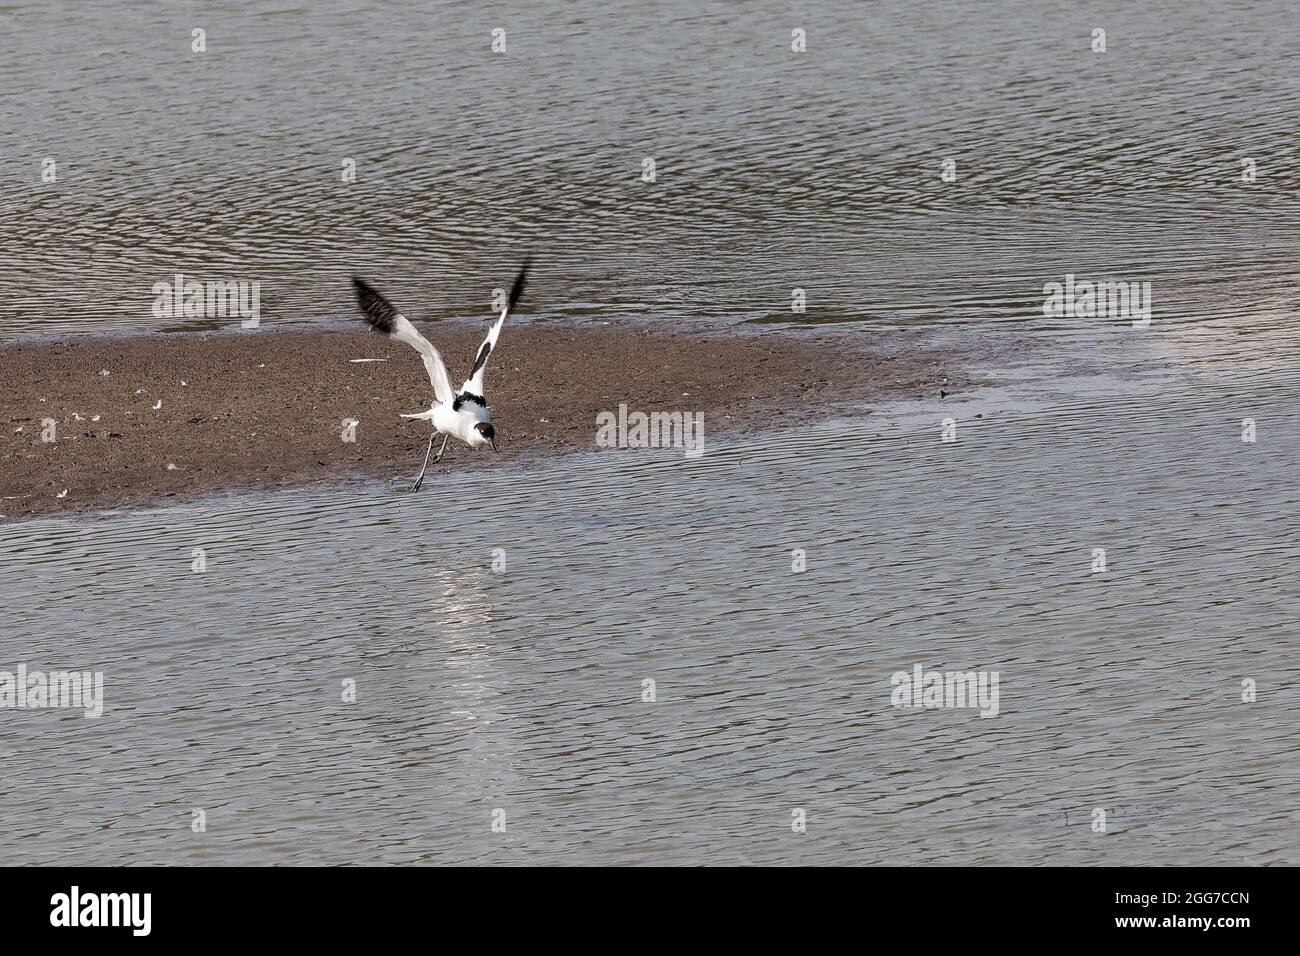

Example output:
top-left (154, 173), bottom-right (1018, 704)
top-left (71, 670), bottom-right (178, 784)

top-left (1, 0), bottom-right (1298, 865)
top-left (2, 372), bottom-right (1298, 865)
top-left (4, 0), bottom-right (1300, 338)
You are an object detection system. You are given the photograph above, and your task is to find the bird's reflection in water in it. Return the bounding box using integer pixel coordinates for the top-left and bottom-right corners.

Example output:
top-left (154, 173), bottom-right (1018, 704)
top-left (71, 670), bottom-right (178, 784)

top-left (420, 564), bottom-right (525, 806)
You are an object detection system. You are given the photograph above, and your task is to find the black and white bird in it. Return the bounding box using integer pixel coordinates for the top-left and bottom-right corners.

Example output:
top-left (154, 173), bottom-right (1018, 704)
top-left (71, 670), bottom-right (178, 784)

top-left (351, 260), bottom-right (530, 491)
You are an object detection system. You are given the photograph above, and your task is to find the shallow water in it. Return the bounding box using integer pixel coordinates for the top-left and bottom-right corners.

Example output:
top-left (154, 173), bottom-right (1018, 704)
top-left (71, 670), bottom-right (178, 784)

top-left (2, 355), bottom-right (1297, 865)
top-left (2, 0), bottom-right (1299, 865)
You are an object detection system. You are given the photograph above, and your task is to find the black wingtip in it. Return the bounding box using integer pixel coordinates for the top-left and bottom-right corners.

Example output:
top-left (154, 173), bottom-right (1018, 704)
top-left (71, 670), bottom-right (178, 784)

top-left (351, 277), bottom-right (375, 303)
top-left (507, 257), bottom-right (531, 312)
top-left (351, 277), bottom-right (399, 334)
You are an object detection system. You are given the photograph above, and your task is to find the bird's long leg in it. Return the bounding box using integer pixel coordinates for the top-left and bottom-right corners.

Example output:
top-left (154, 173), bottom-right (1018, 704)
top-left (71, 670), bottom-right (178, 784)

top-left (410, 432), bottom-right (450, 493)
top-left (411, 430), bottom-right (439, 493)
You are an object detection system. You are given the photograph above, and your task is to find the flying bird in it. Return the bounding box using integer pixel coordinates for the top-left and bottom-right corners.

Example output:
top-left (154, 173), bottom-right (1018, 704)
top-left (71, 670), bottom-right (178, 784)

top-left (351, 260), bottom-right (530, 491)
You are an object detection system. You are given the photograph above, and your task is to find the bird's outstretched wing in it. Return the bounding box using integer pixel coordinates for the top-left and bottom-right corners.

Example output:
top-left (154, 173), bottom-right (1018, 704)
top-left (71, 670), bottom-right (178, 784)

top-left (352, 278), bottom-right (454, 406)
top-left (457, 258), bottom-right (530, 405)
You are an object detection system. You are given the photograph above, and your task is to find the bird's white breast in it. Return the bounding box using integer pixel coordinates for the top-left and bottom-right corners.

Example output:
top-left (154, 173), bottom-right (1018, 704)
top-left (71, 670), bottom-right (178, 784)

top-left (432, 402), bottom-right (490, 445)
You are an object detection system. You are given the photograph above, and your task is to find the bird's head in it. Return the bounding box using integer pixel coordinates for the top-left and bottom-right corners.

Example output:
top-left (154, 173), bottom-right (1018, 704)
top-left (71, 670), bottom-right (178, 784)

top-left (474, 422), bottom-right (498, 452)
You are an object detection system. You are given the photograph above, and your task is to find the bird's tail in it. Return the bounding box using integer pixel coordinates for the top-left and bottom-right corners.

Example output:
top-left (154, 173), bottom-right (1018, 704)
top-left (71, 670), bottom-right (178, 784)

top-left (400, 410), bottom-right (437, 421)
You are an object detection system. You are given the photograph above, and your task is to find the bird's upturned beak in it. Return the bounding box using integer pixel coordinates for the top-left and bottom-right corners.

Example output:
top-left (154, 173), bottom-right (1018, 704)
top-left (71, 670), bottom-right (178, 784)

top-left (490, 437), bottom-right (499, 453)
